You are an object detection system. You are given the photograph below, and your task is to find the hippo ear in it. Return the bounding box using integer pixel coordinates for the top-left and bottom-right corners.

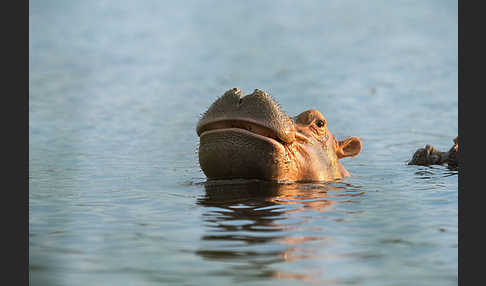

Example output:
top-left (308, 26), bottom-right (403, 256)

top-left (336, 137), bottom-right (362, 159)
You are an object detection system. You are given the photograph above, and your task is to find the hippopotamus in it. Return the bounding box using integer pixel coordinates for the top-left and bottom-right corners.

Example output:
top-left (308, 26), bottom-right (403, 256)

top-left (408, 136), bottom-right (458, 169)
top-left (196, 88), bottom-right (362, 182)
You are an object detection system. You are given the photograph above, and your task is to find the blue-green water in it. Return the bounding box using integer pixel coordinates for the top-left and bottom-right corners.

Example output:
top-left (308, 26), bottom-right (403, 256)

top-left (29, 1), bottom-right (457, 285)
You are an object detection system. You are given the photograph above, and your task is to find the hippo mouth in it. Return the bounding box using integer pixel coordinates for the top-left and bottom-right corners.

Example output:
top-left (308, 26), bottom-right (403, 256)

top-left (197, 119), bottom-right (288, 146)
top-left (197, 118), bottom-right (291, 180)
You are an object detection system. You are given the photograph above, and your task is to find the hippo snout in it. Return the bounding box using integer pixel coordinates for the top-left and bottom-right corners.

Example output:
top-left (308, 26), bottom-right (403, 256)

top-left (197, 88), bottom-right (296, 144)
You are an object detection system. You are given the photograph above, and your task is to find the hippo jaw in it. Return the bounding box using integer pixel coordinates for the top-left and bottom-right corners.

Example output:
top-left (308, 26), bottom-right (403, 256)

top-left (197, 88), bottom-right (362, 182)
top-left (198, 125), bottom-right (290, 180)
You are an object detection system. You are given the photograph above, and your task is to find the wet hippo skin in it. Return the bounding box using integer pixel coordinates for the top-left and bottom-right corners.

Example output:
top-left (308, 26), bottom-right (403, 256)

top-left (196, 88), bottom-right (362, 182)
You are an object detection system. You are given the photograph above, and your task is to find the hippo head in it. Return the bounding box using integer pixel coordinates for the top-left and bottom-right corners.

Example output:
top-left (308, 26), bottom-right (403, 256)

top-left (196, 88), bottom-right (362, 182)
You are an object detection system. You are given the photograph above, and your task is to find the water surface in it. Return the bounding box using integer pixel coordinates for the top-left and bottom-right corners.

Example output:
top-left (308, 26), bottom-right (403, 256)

top-left (30, 1), bottom-right (458, 285)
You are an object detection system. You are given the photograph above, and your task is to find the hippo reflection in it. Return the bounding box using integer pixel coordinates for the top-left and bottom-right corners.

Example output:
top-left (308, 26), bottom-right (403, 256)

top-left (195, 180), bottom-right (363, 283)
top-left (197, 88), bottom-right (362, 182)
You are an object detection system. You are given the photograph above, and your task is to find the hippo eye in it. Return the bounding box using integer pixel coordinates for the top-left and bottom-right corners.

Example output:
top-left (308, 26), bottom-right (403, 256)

top-left (315, 120), bottom-right (325, 128)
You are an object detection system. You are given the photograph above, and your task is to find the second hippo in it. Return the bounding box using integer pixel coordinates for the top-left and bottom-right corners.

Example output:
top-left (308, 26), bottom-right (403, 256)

top-left (408, 136), bottom-right (458, 170)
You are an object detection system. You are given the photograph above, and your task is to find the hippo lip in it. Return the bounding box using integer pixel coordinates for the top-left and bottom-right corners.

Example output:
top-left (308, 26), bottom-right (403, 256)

top-left (197, 118), bottom-right (288, 145)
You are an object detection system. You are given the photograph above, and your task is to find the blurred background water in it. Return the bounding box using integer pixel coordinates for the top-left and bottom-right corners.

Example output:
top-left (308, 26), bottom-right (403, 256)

top-left (29, 0), bottom-right (457, 285)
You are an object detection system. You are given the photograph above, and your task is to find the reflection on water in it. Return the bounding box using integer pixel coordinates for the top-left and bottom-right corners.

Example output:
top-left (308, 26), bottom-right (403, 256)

top-left (413, 166), bottom-right (458, 179)
top-left (196, 180), bottom-right (363, 283)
